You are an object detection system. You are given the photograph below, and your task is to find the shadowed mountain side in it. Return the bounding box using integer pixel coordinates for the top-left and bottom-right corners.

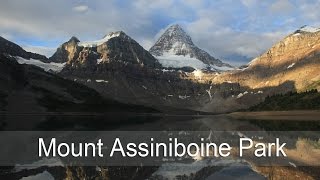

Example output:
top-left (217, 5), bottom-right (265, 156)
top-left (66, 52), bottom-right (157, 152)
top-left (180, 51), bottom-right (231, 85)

top-left (0, 54), bottom-right (158, 114)
top-left (0, 36), bottom-right (48, 62)
top-left (60, 62), bottom-right (220, 111)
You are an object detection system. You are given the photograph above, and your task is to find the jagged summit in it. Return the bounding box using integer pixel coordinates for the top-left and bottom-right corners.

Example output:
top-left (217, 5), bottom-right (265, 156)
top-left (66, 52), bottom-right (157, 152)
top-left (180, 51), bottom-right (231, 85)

top-left (149, 24), bottom-right (233, 71)
top-left (68, 36), bottom-right (80, 43)
top-left (150, 24), bottom-right (195, 56)
top-left (102, 31), bottom-right (128, 39)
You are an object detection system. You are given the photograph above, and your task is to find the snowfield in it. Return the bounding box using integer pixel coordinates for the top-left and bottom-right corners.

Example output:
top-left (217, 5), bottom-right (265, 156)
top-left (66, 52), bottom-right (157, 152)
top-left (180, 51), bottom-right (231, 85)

top-left (156, 54), bottom-right (207, 70)
top-left (299, 26), bottom-right (320, 33)
top-left (156, 54), bottom-right (233, 71)
top-left (78, 31), bottom-right (121, 47)
top-left (16, 57), bottom-right (66, 72)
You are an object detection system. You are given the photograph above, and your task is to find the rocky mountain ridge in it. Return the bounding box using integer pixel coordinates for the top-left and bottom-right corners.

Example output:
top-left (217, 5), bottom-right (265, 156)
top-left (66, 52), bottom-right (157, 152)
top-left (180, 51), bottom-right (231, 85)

top-left (212, 25), bottom-right (320, 92)
top-left (0, 36), bottom-right (48, 62)
top-left (50, 31), bottom-right (161, 69)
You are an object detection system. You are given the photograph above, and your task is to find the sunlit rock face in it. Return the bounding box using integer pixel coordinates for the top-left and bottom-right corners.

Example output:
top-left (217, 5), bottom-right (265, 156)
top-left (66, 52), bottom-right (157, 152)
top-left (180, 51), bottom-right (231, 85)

top-left (213, 26), bottom-right (320, 92)
top-left (50, 31), bottom-right (161, 68)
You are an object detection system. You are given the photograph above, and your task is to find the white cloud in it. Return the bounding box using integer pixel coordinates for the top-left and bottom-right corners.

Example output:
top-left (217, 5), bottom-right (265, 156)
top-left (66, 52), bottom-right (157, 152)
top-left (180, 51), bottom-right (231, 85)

top-left (133, 0), bottom-right (173, 10)
top-left (23, 45), bottom-right (56, 57)
top-left (72, 5), bottom-right (89, 13)
top-left (270, 0), bottom-right (294, 14)
top-left (188, 25), bottom-right (286, 59)
top-left (0, 33), bottom-right (14, 41)
top-left (139, 39), bottom-right (154, 50)
top-left (241, 0), bottom-right (258, 8)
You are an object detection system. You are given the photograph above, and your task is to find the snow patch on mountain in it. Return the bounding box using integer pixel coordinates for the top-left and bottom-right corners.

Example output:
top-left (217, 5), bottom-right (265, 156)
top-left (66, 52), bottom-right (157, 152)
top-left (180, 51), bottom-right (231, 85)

top-left (287, 63), bottom-right (295, 69)
top-left (299, 26), bottom-right (320, 33)
top-left (97, 59), bottom-right (103, 64)
top-left (156, 54), bottom-right (233, 71)
top-left (156, 54), bottom-right (207, 69)
top-left (78, 31), bottom-right (121, 47)
top-left (193, 69), bottom-right (204, 79)
top-left (16, 57), bottom-right (66, 72)
top-left (95, 79), bottom-right (109, 83)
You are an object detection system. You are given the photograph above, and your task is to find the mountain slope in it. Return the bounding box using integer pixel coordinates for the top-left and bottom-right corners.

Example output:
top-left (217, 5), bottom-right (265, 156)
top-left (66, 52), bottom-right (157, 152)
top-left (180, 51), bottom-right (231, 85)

top-left (51, 31), bottom-right (239, 112)
top-left (149, 24), bottom-right (233, 71)
top-left (213, 25), bottom-right (320, 92)
top-left (0, 36), bottom-right (48, 62)
top-left (0, 37), bottom-right (161, 130)
top-left (0, 36), bottom-right (66, 73)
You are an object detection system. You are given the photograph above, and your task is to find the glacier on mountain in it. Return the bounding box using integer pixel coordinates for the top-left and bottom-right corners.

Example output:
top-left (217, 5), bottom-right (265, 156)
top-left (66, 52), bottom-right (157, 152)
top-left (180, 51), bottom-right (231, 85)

top-left (78, 31), bottom-right (122, 47)
top-left (150, 24), bottom-right (233, 71)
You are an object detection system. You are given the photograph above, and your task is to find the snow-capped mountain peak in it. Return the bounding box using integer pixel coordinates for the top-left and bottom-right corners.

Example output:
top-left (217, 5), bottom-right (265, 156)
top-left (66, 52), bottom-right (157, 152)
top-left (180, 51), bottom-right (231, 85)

top-left (149, 24), bottom-right (233, 71)
top-left (150, 24), bottom-right (195, 56)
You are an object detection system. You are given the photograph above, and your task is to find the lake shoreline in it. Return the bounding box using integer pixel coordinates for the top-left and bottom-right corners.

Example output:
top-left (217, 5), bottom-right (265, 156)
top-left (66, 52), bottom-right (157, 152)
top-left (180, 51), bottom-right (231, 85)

top-left (229, 110), bottom-right (320, 121)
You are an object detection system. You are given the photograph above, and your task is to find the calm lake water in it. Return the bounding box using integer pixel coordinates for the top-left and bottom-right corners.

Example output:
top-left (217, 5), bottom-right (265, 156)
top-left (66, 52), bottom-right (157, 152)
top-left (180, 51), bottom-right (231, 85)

top-left (1, 112), bottom-right (320, 179)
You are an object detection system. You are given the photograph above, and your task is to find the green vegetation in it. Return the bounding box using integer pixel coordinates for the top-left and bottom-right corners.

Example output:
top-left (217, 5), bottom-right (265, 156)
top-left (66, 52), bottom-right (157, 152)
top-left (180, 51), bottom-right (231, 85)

top-left (307, 80), bottom-right (320, 91)
top-left (303, 138), bottom-right (320, 149)
top-left (249, 89), bottom-right (320, 111)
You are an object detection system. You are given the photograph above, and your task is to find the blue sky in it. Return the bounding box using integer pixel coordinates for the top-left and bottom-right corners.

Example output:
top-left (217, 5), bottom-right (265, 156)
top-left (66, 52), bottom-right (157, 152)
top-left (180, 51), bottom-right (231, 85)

top-left (1, 0), bottom-right (320, 65)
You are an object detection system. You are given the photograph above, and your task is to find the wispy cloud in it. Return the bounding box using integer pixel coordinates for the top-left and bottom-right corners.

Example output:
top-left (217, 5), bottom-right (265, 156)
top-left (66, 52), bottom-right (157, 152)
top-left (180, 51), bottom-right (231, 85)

top-left (22, 45), bottom-right (56, 57)
top-left (72, 5), bottom-right (89, 13)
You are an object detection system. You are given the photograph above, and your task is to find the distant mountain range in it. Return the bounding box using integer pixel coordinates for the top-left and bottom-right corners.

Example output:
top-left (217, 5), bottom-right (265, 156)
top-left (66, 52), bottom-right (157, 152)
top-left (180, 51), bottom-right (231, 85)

top-left (0, 24), bottom-right (319, 114)
top-left (48, 24), bottom-right (233, 72)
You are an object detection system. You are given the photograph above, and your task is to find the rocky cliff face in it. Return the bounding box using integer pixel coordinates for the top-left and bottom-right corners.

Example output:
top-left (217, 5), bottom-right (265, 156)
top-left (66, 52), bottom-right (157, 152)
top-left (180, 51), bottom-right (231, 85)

top-left (0, 36), bottom-right (48, 61)
top-left (213, 26), bottom-right (320, 92)
top-left (50, 31), bottom-right (161, 68)
top-left (149, 24), bottom-right (233, 70)
top-left (49, 36), bottom-right (81, 63)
